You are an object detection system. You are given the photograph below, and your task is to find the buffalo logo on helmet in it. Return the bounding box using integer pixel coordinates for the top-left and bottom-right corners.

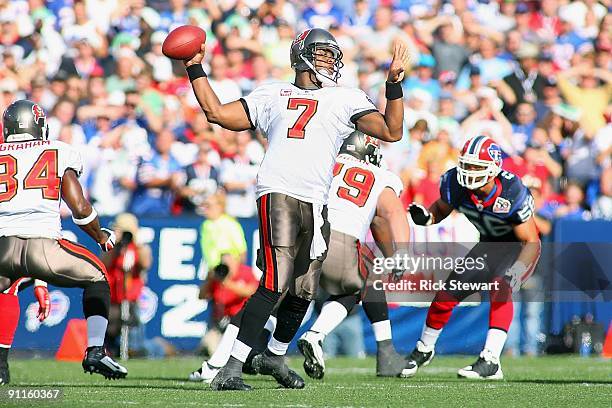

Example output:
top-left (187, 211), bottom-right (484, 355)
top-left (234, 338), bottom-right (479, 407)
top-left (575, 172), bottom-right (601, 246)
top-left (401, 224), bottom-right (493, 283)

top-left (487, 144), bottom-right (502, 163)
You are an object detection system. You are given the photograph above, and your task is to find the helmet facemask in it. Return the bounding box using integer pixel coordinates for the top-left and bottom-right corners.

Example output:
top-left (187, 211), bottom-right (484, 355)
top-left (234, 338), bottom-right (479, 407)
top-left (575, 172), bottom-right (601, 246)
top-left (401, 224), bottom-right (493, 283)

top-left (301, 43), bottom-right (343, 87)
top-left (456, 156), bottom-right (500, 190)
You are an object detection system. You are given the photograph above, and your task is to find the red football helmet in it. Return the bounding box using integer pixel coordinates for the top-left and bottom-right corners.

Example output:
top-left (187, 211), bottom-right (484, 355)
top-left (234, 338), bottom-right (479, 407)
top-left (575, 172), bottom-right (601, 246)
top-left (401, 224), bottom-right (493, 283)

top-left (457, 135), bottom-right (503, 190)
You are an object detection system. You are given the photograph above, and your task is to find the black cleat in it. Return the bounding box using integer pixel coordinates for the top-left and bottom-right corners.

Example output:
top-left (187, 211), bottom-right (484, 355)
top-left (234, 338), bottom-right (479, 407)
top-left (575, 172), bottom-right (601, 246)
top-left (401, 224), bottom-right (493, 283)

top-left (0, 365), bottom-right (9, 385)
top-left (0, 348), bottom-right (9, 385)
top-left (375, 341), bottom-right (408, 377)
top-left (210, 366), bottom-right (252, 391)
top-left (82, 346), bottom-right (127, 380)
top-left (243, 350), bottom-right (259, 375)
top-left (457, 350), bottom-right (503, 380)
top-left (402, 340), bottom-right (435, 378)
top-left (297, 331), bottom-right (325, 380)
top-left (252, 352), bottom-right (305, 389)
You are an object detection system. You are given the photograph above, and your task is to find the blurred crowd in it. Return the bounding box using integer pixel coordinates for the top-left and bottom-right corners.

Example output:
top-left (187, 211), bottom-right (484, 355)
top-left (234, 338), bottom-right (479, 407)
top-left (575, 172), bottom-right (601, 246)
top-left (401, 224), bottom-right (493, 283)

top-left (0, 0), bottom-right (610, 226)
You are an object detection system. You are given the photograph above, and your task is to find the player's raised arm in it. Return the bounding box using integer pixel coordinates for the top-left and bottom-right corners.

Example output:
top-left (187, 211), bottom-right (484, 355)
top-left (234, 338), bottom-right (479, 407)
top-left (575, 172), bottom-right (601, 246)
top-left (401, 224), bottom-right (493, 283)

top-left (355, 41), bottom-right (411, 142)
top-left (61, 169), bottom-right (114, 250)
top-left (184, 45), bottom-right (252, 131)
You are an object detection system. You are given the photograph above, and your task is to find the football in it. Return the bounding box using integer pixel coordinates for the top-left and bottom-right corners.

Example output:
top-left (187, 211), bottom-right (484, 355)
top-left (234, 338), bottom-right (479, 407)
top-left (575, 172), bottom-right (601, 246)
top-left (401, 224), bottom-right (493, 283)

top-left (162, 25), bottom-right (206, 60)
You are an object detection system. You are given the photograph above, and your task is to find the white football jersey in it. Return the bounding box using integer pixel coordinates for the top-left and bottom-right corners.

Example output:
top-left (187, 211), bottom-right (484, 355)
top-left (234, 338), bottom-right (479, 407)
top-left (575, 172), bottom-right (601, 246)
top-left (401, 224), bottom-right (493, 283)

top-left (0, 140), bottom-right (83, 239)
top-left (241, 82), bottom-right (377, 204)
top-left (328, 155), bottom-right (403, 241)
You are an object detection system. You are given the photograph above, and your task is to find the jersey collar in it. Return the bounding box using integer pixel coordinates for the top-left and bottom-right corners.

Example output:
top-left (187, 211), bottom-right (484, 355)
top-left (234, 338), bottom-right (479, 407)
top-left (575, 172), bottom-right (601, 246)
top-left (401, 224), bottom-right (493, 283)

top-left (469, 178), bottom-right (502, 211)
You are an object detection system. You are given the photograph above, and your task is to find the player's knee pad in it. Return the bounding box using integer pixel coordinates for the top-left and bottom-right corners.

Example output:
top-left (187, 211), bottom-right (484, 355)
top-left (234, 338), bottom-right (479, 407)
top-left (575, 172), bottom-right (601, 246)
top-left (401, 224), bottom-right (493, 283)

top-left (82, 280), bottom-right (110, 319)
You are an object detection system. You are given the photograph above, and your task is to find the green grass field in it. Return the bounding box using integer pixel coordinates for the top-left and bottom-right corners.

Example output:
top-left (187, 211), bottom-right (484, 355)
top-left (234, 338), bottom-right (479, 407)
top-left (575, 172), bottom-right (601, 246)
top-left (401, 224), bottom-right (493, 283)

top-left (2, 356), bottom-right (610, 407)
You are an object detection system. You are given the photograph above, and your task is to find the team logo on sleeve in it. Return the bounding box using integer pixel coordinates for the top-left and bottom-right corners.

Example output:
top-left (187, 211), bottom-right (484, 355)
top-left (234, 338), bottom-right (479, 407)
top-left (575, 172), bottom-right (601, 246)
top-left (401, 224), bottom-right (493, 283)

top-left (32, 104), bottom-right (46, 126)
top-left (492, 197), bottom-right (511, 214)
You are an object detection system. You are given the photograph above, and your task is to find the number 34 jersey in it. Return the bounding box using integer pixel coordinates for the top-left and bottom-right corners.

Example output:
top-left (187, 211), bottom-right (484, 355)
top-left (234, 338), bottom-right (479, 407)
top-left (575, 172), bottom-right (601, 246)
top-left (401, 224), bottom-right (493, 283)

top-left (0, 140), bottom-right (83, 239)
top-left (328, 156), bottom-right (403, 242)
top-left (241, 82), bottom-right (377, 205)
top-left (440, 167), bottom-right (535, 242)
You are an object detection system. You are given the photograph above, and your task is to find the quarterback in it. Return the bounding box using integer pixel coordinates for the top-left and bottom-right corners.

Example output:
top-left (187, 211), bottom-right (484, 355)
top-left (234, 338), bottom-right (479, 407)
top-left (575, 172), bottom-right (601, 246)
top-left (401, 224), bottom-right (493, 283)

top-left (0, 100), bottom-right (127, 380)
top-left (405, 135), bottom-right (541, 380)
top-left (185, 28), bottom-right (410, 390)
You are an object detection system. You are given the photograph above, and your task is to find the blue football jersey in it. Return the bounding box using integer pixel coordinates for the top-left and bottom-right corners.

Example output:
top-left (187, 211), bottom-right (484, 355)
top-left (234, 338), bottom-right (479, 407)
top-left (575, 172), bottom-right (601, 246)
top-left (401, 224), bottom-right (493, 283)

top-left (439, 168), bottom-right (534, 242)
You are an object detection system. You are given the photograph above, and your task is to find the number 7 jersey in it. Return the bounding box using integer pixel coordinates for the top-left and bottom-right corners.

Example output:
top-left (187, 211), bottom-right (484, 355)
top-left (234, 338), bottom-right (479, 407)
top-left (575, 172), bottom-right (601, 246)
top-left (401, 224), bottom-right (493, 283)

top-left (0, 140), bottom-right (83, 239)
top-left (240, 82), bottom-right (377, 205)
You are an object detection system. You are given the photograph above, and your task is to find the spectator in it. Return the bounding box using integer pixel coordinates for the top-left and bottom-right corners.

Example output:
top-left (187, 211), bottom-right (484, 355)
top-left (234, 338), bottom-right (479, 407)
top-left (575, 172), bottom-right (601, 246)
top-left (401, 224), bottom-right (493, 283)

top-left (510, 102), bottom-right (538, 154)
top-left (199, 252), bottom-right (257, 335)
top-left (130, 128), bottom-right (183, 216)
top-left (207, 54), bottom-right (242, 104)
top-left (102, 213), bottom-right (156, 357)
top-left (302, 0), bottom-right (343, 30)
top-left (219, 131), bottom-right (260, 218)
top-left (403, 54), bottom-right (440, 103)
top-left (501, 42), bottom-right (547, 121)
top-left (416, 14), bottom-right (468, 76)
top-left (591, 167), bottom-right (612, 221)
top-left (199, 192), bottom-right (248, 270)
top-left (177, 142), bottom-right (221, 215)
top-left (541, 181), bottom-right (590, 221)
top-left (557, 64), bottom-right (612, 137)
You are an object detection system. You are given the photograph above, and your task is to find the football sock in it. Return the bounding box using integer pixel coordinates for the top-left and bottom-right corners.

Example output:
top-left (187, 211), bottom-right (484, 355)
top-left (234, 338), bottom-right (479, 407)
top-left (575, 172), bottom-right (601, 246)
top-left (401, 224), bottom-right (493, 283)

top-left (420, 325), bottom-right (442, 349)
top-left (208, 324), bottom-right (239, 368)
top-left (309, 300), bottom-right (350, 336)
top-left (362, 284), bottom-right (389, 323)
top-left (267, 336), bottom-right (289, 356)
top-left (86, 315), bottom-right (108, 348)
top-left (484, 328), bottom-right (508, 360)
top-left (268, 293), bottom-right (310, 354)
top-left (0, 293), bottom-right (19, 348)
top-left (489, 281), bottom-right (514, 332)
top-left (231, 286), bottom-right (280, 366)
top-left (425, 291), bottom-right (459, 330)
top-left (372, 320), bottom-right (393, 342)
top-left (0, 347), bottom-right (8, 365)
top-left (83, 281), bottom-right (110, 318)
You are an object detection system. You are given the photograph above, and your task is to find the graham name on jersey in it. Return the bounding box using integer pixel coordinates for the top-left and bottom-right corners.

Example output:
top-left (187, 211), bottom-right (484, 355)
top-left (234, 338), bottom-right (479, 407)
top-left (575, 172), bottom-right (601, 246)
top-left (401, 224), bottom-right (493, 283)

top-left (0, 140), bottom-right (50, 151)
top-left (372, 279), bottom-right (500, 292)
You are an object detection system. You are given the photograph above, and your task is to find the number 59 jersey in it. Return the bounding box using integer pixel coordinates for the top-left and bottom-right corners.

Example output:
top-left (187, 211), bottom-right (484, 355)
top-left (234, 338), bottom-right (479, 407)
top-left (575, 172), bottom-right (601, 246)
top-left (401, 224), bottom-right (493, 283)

top-left (0, 140), bottom-right (83, 239)
top-left (328, 156), bottom-right (403, 242)
top-left (440, 167), bottom-right (534, 242)
top-left (241, 82), bottom-right (377, 205)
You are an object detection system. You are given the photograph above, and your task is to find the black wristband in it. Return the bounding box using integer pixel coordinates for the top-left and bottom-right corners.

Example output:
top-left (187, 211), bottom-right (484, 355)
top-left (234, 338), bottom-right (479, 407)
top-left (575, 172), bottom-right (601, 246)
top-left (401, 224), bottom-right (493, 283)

top-left (186, 64), bottom-right (207, 82)
top-left (385, 81), bottom-right (403, 100)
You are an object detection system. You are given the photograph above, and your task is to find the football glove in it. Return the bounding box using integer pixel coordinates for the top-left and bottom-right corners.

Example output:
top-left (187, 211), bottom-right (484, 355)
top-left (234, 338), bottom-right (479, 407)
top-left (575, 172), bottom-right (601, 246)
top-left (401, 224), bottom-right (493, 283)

top-left (408, 203), bottom-right (433, 226)
top-left (34, 280), bottom-right (50, 322)
top-left (504, 262), bottom-right (528, 293)
top-left (99, 228), bottom-right (116, 252)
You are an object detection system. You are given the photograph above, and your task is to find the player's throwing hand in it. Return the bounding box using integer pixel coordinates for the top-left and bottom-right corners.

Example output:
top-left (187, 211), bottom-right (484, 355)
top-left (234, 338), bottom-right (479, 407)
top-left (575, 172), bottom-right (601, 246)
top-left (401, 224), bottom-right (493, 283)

top-left (184, 43), bottom-right (206, 67)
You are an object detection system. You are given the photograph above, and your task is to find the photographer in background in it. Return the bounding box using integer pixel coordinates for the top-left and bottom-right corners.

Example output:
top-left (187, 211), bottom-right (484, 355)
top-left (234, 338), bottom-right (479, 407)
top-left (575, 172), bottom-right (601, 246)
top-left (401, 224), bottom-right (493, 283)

top-left (198, 253), bottom-right (258, 355)
top-left (102, 213), bottom-right (153, 357)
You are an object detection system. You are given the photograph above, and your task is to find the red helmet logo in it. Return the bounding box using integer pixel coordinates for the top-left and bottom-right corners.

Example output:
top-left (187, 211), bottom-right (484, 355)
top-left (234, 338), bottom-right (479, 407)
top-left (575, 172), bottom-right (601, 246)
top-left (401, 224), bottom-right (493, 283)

top-left (292, 29), bottom-right (311, 49)
top-left (32, 104), bottom-right (46, 125)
